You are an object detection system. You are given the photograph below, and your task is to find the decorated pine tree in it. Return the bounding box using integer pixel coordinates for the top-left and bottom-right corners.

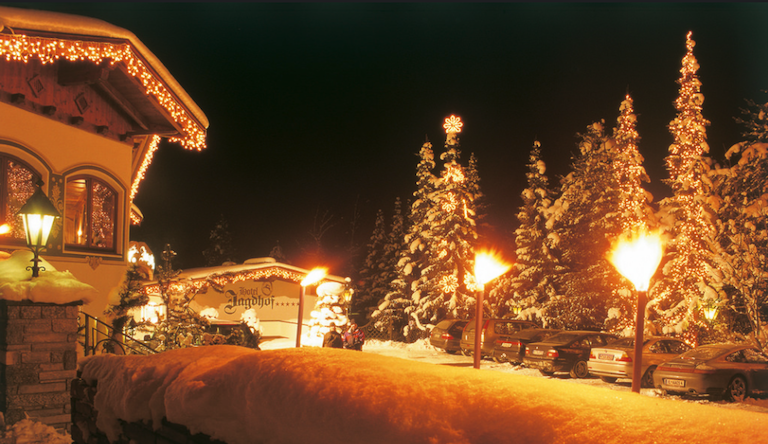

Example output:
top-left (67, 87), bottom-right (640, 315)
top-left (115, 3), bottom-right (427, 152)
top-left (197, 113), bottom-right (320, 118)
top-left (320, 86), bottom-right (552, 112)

top-left (709, 97), bottom-right (768, 348)
top-left (544, 121), bottom-right (624, 330)
top-left (493, 141), bottom-right (558, 323)
top-left (371, 141), bottom-right (437, 338)
top-left (411, 115), bottom-right (479, 326)
top-left (650, 32), bottom-right (720, 345)
top-left (605, 94), bottom-right (659, 335)
top-left (305, 282), bottom-right (349, 347)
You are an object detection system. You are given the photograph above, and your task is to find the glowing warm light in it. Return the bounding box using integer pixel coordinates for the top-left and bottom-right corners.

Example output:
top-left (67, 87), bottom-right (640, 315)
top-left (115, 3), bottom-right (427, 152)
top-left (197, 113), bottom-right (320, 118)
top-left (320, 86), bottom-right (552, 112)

top-left (128, 243), bottom-right (156, 270)
top-left (474, 251), bottom-right (511, 286)
top-left (702, 305), bottom-right (719, 321)
top-left (440, 275), bottom-right (459, 294)
top-left (444, 165), bottom-right (465, 183)
top-left (0, 224), bottom-right (9, 235)
top-left (130, 135), bottom-right (162, 203)
top-left (442, 193), bottom-right (458, 212)
top-left (142, 266), bottom-right (306, 296)
top-left (0, 33), bottom-right (206, 151)
top-left (609, 231), bottom-right (664, 292)
top-left (443, 115), bottom-right (463, 134)
top-left (301, 268), bottom-right (327, 287)
top-left (140, 301), bottom-right (165, 324)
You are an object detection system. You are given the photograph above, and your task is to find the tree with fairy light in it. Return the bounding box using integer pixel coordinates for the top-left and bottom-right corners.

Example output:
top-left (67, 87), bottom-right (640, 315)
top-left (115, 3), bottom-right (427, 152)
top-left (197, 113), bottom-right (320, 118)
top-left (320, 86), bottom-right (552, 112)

top-left (492, 141), bottom-right (558, 323)
top-left (544, 120), bottom-right (625, 330)
top-left (649, 32), bottom-right (721, 345)
top-left (604, 94), bottom-right (659, 336)
top-left (372, 140), bottom-right (437, 339)
top-left (708, 96), bottom-right (768, 349)
top-left (412, 115), bottom-right (480, 328)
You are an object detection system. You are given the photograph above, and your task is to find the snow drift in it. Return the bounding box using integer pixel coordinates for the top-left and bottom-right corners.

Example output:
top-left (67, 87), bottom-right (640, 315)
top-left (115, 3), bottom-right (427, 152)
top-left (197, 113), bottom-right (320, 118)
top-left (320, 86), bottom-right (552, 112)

top-left (79, 345), bottom-right (766, 444)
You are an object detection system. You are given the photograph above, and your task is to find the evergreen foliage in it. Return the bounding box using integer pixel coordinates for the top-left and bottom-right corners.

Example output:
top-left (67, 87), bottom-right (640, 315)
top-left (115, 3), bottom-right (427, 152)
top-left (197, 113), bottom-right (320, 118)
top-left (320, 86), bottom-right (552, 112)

top-left (104, 263), bottom-right (149, 334)
top-left (709, 97), bottom-right (768, 349)
top-left (650, 32), bottom-right (720, 344)
top-left (492, 141), bottom-right (557, 323)
top-left (544, 121), bottom-right (625, 330)
top-left (202, 215), bottom-right (236, 266)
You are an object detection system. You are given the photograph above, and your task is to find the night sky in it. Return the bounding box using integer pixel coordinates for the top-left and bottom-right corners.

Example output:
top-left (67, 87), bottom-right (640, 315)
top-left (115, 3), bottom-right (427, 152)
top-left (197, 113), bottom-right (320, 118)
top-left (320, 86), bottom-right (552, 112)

top-left (7, 3), bottom-right (768, 273)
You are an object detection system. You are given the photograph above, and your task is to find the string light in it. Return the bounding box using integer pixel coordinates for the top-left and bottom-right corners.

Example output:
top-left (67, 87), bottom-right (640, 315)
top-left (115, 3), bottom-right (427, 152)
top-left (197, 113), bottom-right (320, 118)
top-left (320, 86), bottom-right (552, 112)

top-left (443, 115), bottom-right (463, 134)
top-left (0, 32), bottom-right (207, 151)
top-left (440, 275), bottom-right (459, 294)
top-left (142, 266), bottom-right (306, 296)
top-left (130, 135), bottom-right (161, 203)
top-left (442, 192), bottom-right (458, 212)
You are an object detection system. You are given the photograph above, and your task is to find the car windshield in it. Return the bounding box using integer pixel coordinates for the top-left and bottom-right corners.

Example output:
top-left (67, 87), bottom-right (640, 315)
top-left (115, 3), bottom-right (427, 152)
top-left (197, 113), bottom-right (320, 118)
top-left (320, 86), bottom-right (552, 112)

top-left (680, 346), bottom-right (728, 361)
top-left (545, 333), bottom-right (584, 344)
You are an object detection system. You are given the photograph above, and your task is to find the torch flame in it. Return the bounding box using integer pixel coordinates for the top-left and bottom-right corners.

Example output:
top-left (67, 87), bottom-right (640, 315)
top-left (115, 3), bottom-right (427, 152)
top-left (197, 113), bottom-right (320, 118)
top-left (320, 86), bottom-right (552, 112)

top-left (609, 230), bottom-right (664, 292)
top-left (475, 251), bottom-right (511, 286)
top-left (301, 267), bottom-right (327, 287)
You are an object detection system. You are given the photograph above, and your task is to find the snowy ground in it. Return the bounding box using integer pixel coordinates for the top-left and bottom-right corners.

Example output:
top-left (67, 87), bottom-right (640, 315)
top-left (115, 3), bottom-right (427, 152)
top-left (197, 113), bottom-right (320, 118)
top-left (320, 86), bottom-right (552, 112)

top-left (12, 337), bottom-right (768, 443)
top-left (267, 337), bottom-right (768, 413)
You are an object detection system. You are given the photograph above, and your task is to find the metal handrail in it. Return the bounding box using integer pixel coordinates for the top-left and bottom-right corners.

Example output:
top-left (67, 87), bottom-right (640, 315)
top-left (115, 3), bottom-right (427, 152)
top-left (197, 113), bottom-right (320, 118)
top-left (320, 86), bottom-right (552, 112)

top-left (79, 312), bottom-right (158, 356)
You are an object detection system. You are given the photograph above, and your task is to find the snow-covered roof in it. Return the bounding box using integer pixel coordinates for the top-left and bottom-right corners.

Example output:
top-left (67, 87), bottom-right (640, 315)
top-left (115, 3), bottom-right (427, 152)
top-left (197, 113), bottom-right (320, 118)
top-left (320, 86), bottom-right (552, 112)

top-left (0, 5), bottom-right (208, 144)
top-left (141, 259), bottom-right (347, 296)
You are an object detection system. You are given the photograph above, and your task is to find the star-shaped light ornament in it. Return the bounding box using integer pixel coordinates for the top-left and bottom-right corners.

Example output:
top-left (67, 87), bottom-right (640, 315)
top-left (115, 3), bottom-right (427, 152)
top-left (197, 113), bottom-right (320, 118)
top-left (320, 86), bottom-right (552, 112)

top-left (443, 115), bottom-right (463, 134)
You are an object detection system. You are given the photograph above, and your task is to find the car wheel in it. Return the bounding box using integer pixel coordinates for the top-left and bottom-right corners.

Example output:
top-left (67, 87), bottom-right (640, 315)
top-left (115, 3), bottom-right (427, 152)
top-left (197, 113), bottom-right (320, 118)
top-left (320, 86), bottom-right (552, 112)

top-left (539, 370), bottom-right (555, 377)
top-left (641, 366), bottom-right (656, 389)
top-left (599, 376), bottom-right (617, 384)
top-left (461, 348), bottom-right (472, 357)
top-left (726, 376), bottom-right (747, 402)
top-left (493, 356), bottom-right (504, 363)
top-left (570, 360), bottom-right (590, 379)
top-left (445, 349), bottom-right (457, 355)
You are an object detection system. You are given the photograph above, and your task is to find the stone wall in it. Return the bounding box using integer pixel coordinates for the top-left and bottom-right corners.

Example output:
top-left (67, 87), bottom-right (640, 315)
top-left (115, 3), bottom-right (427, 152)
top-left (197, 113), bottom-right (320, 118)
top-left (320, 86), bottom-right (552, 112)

top-left (71, 377), bottom-right (225, 444)
top-left (0, 300), bottom-right (80, 432)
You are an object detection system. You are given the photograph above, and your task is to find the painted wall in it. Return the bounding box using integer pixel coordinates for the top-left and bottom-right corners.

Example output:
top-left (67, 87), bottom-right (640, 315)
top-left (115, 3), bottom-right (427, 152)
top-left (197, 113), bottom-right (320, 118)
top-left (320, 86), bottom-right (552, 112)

top-left (0, 101), bottom-right (131, 317)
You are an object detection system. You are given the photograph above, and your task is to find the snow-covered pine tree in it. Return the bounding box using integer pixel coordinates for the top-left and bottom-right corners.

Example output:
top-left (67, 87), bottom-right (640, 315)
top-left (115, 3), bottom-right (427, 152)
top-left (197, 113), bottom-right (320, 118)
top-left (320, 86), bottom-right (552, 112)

top-left (306, 282), bottom-right (349, 347)
top-left (605, 94), bottom-right (659, 336)
top-left (356, 209), bottom-right (389, 316)
top-left (202, 215), bottom-right (236, 266)
top-left (103, 263), bottom-right (149, 352)
top-left (371, 141), bottom-right (437, 338)
top-left (650, 32), bottom-right (720, 345)
top-left (493, 141), bottom-right (558, 323)
top-left (544, 121), bottom-right (624, 330)
top-left (268, 240), bottom-right (288, 263)
top-left (709, 97), bottom-right (768, 349)
top-left (413, 117), bottom-right (479, 326)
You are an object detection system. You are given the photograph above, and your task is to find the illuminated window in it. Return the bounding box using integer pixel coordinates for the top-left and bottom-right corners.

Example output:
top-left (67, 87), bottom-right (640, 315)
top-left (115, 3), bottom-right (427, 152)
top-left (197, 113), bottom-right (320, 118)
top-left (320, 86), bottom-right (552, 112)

top-left (65, 177), bottom-right (116, 251)
top-left (0, 155), bottom-right (40, 241)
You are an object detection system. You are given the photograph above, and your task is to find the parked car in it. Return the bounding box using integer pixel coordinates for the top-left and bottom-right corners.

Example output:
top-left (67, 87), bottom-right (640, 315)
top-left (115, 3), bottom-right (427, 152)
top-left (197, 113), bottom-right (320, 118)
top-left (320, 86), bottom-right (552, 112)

top-left (653, 343), bottom-right (768, 401)
top-left (429, 319), bottom-right (468, 354)
top-left (523, 330), bottom-right (618, 378)
top-left (588, 336), bottom-right (691, 387)
top-left (460, 319), bottom-right (536, 358)
top-left (492, 328), bottom-right (561, 364)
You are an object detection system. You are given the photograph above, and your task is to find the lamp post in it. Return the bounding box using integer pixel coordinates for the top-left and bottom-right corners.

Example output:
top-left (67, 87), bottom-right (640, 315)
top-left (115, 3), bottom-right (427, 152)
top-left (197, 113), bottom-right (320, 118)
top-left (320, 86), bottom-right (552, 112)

top-left (473, 251), bottom-right (511, 369)
top-left (17, 180), bottom-right (61, 278)
top-left (609, 230), bottom-right (663, 393)
top-left (296, 268), bottom-right (327, 348)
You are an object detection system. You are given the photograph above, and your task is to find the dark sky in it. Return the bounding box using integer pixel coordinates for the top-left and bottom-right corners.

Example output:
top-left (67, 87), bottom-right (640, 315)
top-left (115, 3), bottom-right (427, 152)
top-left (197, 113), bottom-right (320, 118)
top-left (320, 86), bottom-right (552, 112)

top-left (8, 3), bottom-right (768, 272)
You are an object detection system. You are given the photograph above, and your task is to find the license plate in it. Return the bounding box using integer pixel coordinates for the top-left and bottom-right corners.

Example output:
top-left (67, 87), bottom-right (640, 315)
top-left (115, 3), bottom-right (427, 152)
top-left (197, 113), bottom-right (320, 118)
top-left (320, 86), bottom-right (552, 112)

top-left (664, 378), bottom-right (685, 387)
top-left (501, 343), bottom-right (512, 348)
top-left (532, 350), bottom-right (544, 356)
top-left (598, 353), bottom-right (614, 361)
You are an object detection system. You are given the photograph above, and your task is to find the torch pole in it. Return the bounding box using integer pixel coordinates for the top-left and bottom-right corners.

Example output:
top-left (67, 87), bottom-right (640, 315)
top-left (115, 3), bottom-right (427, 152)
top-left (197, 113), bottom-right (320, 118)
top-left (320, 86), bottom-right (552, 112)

top-left (296, 285), bottom-right (306, 348)
top-left (474, 287), bottom-right (484, 369)
top-left (631, 290), bottom-right (647, 393)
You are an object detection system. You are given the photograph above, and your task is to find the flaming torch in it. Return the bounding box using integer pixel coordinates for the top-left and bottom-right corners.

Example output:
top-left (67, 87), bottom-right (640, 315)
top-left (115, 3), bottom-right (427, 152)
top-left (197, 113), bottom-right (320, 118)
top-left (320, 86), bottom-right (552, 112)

top-left (473, 251), bottom-right (511, 369)
top-left (609, 230), bottom-right (664, 393)
top-left (296, 267), bottom-right (327, 348)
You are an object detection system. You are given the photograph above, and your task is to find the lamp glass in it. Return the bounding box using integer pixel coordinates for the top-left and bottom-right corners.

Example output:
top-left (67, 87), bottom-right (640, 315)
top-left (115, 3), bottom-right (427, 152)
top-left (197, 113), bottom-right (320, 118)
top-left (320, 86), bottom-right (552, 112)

top-left (22, 213), bottom-right (56, 248)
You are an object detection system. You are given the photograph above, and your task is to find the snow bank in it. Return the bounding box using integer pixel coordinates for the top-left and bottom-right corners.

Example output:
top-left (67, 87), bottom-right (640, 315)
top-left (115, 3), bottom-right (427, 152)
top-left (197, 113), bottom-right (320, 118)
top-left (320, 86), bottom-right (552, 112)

top-left (0, 250), bottom-right (97, 303)
top-left (80, 345), bottom-right (767, 444)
